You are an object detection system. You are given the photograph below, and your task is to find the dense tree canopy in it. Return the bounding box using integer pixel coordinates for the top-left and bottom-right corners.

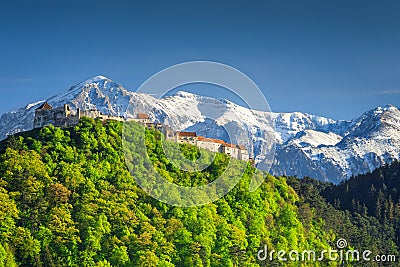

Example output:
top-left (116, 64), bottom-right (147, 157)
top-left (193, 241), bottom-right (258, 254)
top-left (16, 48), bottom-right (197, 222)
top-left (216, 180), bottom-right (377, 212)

top-left (0, 118), bottom-right (397, 266)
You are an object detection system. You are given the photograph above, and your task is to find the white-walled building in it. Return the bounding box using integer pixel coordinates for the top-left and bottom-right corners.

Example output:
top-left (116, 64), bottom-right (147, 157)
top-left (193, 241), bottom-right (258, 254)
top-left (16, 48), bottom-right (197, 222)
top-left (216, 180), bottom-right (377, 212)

top-left (177, 131), bottom-right (198, 145)
top-left (197, 136), bottom-right (225, 153)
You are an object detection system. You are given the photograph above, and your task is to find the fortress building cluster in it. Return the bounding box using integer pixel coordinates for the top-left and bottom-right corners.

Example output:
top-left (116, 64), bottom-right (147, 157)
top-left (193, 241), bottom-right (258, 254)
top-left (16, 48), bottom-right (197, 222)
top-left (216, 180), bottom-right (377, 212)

top-left (177, 132), bottom-right (249, 160)
top-left (33, 103), bottom-right (249, 161)
top-left (33, 102), bottom-right (125, 128)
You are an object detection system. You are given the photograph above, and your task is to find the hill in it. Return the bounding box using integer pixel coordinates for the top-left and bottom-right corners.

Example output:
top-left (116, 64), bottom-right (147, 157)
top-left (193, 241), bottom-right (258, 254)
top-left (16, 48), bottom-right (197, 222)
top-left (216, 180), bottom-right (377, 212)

top-left (0, 118), bottom-right (335, 267)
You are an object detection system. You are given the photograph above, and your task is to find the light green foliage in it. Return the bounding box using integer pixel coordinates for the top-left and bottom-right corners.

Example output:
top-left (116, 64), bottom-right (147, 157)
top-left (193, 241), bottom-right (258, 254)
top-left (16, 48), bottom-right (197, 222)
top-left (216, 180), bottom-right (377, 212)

top-left (0, 118), bottom-right (336, 266)
top-left (0, 243), bottom-right (17, 267)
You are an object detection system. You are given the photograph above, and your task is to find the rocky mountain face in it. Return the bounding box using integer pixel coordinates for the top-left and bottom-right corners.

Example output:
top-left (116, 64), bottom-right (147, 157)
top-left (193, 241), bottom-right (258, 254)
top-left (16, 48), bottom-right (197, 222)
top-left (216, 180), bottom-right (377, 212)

top-left (1, 76), bottom-right (399, 183)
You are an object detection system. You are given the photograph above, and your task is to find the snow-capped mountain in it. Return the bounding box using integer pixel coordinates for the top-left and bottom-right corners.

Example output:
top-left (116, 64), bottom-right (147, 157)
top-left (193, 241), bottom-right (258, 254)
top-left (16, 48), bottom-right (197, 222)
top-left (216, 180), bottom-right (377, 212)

top-left (1, 76), bottom-right (399, 183)
top-left (271, 104), bottom-right (400, 183)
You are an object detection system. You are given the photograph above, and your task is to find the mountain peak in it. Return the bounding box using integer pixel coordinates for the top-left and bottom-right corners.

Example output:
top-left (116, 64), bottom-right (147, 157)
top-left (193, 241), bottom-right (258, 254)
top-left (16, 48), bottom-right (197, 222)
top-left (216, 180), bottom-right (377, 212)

top-left (68, 75), bottom-right (111, 92)
top-left (373, 104), bottom-right (398, 115)
top-left (383, 104), bottom-right (397, 111)
top-left (83, 75), bottom-right (111, 84)
top-left (171, 91), bottom-right (198, 98)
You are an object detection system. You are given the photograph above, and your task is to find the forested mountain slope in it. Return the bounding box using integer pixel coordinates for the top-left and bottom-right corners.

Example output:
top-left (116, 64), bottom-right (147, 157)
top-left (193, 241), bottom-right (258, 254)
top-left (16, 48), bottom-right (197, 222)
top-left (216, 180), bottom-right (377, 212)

top-left (0, 119), bottom-right (334, 267)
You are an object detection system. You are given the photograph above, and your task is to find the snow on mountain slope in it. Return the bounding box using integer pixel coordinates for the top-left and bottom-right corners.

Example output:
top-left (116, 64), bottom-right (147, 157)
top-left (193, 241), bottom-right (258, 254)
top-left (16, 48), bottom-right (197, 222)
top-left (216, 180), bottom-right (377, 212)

top-left (1, 75), bottom-right (399, 183)
top-left (270, 112), bottom-right (346, 143)
top-left (271, 105), bottom-right (400, 183)
top-left (288, 130), bottom-right (342, 148)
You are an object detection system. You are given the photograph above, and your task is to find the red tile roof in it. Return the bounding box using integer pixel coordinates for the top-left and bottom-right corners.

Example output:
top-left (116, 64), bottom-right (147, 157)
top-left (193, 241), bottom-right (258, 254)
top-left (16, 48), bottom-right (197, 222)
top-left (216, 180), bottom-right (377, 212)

top-left (224, 143), bottom-right (237, 148)
top-left (179, 131), bottom-right (197, 137)
top-left (137, 113), bottom-right (149, 119)
top-left (211, 139), bottom-right (226, 145)
top-left (198, 136), bottom-right (226, 144)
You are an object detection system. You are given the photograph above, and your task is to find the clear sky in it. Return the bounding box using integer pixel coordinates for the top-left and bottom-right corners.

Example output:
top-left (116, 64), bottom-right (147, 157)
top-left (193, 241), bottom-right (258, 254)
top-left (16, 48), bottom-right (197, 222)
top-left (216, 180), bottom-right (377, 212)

top-left (1, 0), bottom-right (399, 120)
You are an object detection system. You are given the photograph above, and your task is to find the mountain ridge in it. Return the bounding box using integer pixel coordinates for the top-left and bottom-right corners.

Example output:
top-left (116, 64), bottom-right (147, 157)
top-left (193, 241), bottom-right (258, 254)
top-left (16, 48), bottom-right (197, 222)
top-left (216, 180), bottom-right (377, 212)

top-left (1, 75), bottom-right (399, 183)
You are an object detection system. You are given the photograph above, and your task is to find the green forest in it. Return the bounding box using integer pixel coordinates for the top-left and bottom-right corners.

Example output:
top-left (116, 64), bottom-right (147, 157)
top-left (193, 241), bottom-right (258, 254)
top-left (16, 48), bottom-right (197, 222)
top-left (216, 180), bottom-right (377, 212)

top-left (0, 118), bottom-right (399, 266)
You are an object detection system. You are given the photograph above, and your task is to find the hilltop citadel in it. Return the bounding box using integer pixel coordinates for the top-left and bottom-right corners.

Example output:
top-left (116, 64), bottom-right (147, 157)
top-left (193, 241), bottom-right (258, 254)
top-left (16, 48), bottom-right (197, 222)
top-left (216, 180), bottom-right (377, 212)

top-left (33, 102), bottom-right (250, 161)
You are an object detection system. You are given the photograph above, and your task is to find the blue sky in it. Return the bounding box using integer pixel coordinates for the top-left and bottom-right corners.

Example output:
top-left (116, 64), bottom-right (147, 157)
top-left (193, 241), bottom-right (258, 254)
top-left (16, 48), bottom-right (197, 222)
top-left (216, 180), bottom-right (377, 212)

top-left (0, 0), bottom-right (399, 120)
